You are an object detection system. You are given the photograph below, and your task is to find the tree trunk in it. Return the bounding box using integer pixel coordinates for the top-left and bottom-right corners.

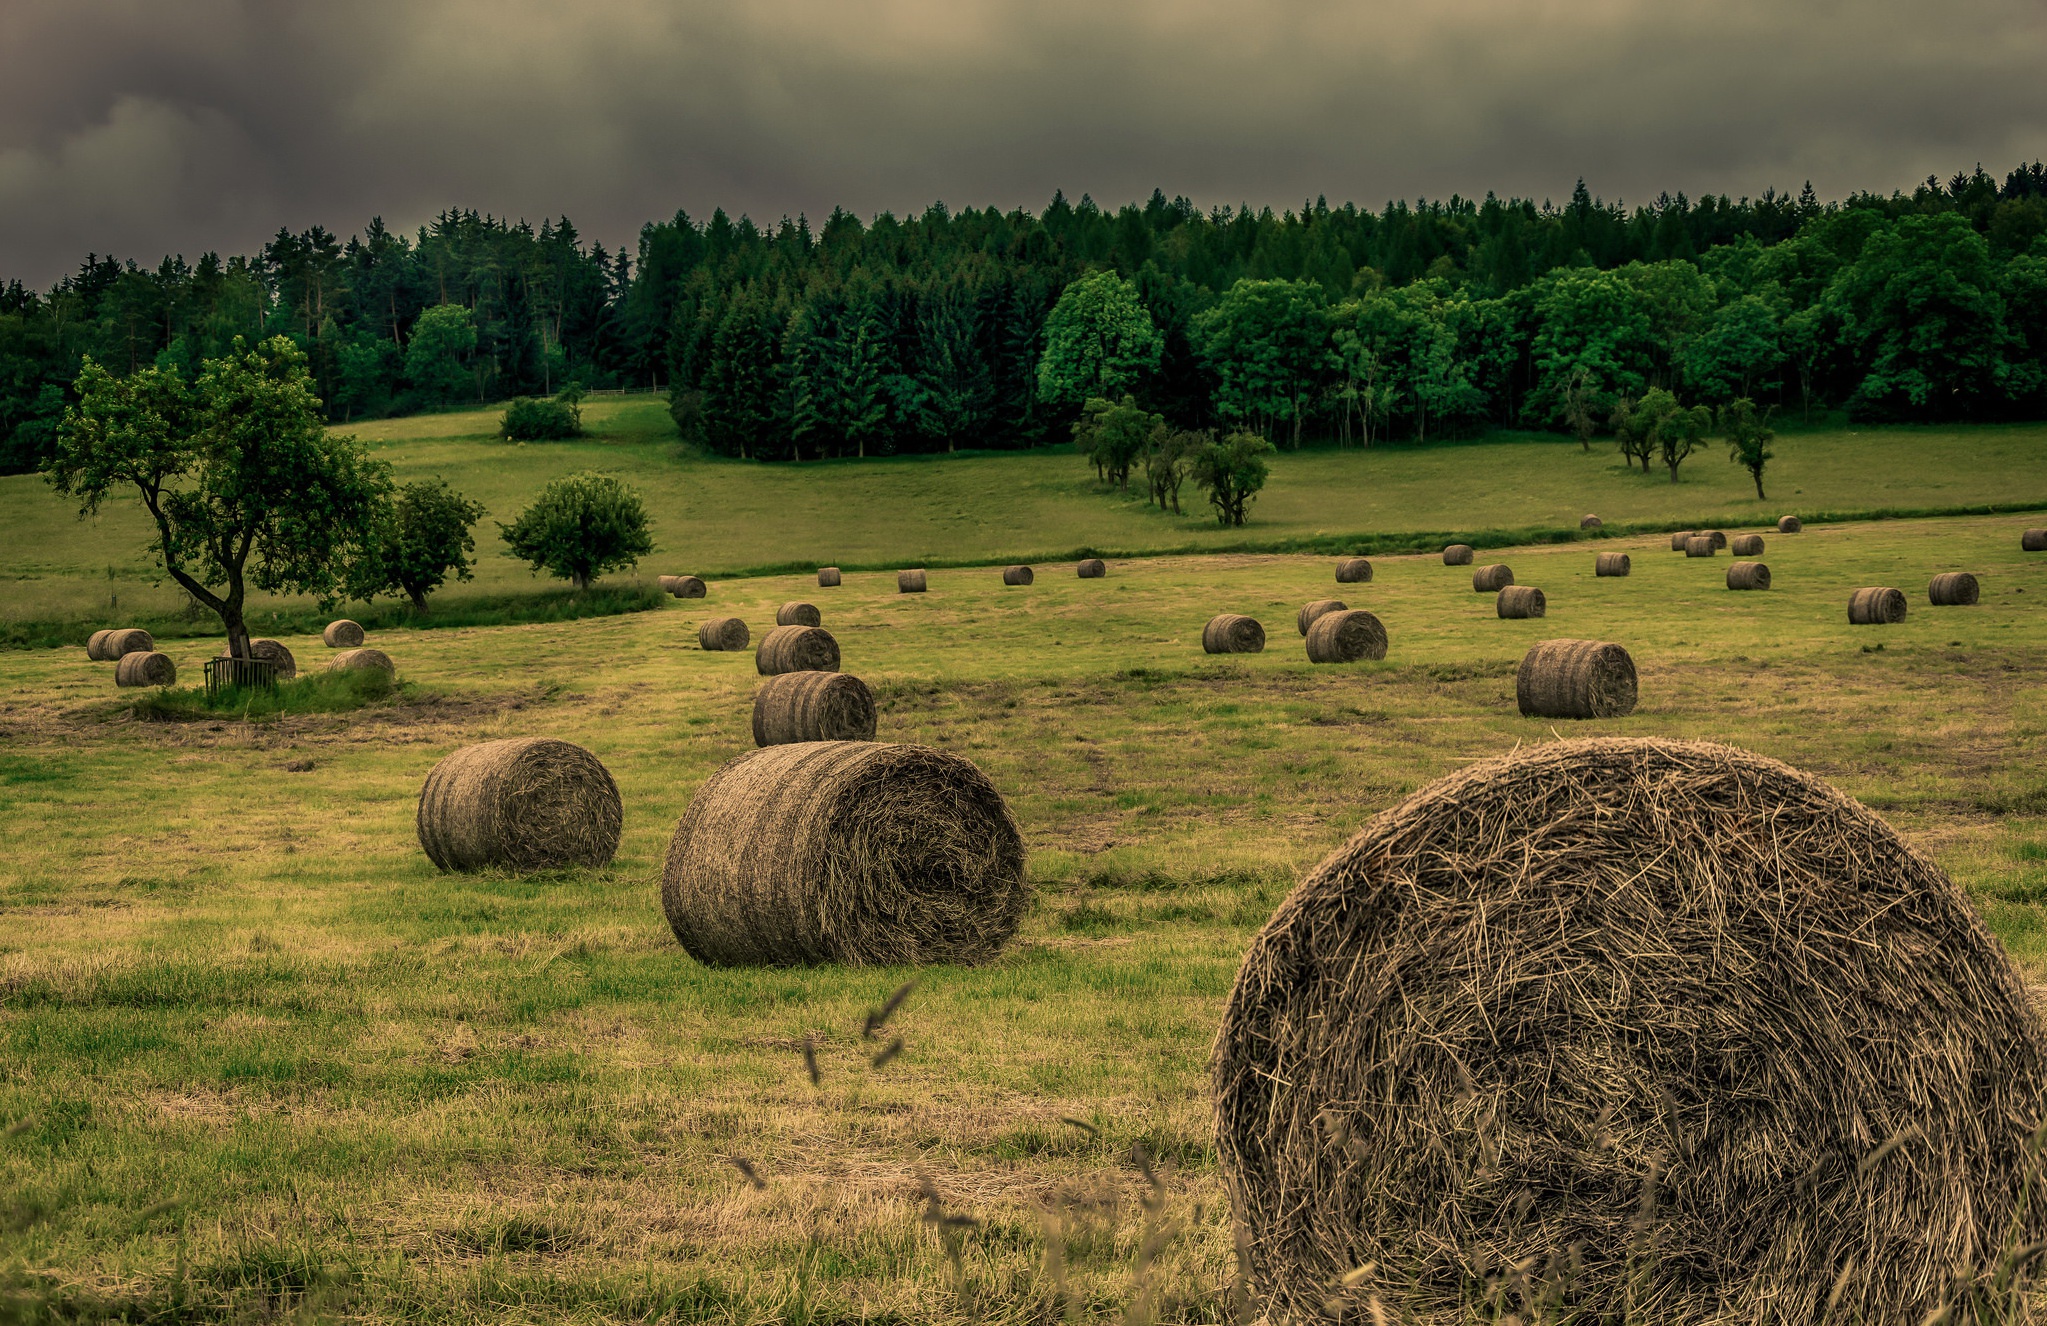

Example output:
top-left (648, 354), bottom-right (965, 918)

top-left (408, 585), bottom-right (429, 613)
top-left (572, 571), bottom-right (591, 592)
top-left (223, 609), bottom-right (252, 661)
top-left (1753, 470), bottom-right (1766, 500)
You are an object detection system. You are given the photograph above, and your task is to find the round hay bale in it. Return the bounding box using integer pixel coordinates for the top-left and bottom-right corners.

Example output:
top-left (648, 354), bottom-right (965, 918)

top-left (1202, 614), bottom-right (1265, 654)
top-left (1213, 737), bottom-right (2047, 1325)
top-left (1076, 558), bottom-right (1107, 578)
top-left (328, 647), bottom-right (395, 676)
top-left (817, 566), bottom-right (842, 587)
top-left (1471, 563), bottom-right (1513, 592)
top-left (661, 742), bottom-right (1029, 966)
top-left (1731, 533), bottom-right (1765, 556)
top-left (416, 737), bottom-right (621, 872)
top-left (1495, 584), bottom-right (1546, 618)
top-left (668, 575), bottom-right (707, 599)
top-left (756, 624), bottom-right (839, 676)
top-left (1579, 513), bottom-right (1602, 529)
top-left (898, 569), bottom-right (927, 593)
top-left (248, 638), bottom-right (297, 680)
top-left (657, 574), bottom-right (683, 594)
top-left (86, 629), bottom-right (113, 661)
top-left (1304, 609), bottom-right (1387, 664)
top-left (699, 617), bottom-right (750, 651)
top-left (1002, 565), bottom-right (1034, 586)
top-left (114, 651), bottom-right (176, 688)
top-left (1929, 572), bottom-right (1980, 606)
top-left (1296, 599), bottom-right (1347, 636)
top-left (1334, 557), bottom-right (1373, 583)
top-left (1707, 529), bottom-right (1728, 549)
top-left (322, 619), bottom-right (364, 648)
top-left (1849, 586), bottom-right (1908, 625)
top-left (1727, 560), bottom-right (1772, 591)
top-left (1516, 639), bottom-right (1637, 718)
top-left (1442, 544), bottom-right (1474, 566)
top-left (1685, 535), bottom-right (1717, 557)
top-left (1595, 551), bottom-right (1631, 577)
top-left (752, 671), bottom-right (878, 746)
top-left (1670, 530), bottom-right (1696, 551)
top-left (1778, 515), bottom-right (1803, 533)
top-left (101, 628), bottom-right (155, 659)
top-left (2023, 529), bottom-right (2047, 552)
top-left (775, 601), bottom-right (822, 627)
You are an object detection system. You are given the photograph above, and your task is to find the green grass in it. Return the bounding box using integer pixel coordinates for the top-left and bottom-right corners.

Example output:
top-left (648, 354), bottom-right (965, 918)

top-left (122, 667), bottom-right (409, 723)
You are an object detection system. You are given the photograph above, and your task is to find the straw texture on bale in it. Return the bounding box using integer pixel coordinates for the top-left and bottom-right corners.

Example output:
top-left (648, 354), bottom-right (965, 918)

top-left (756, 624), bottom-right (840, 675)
top-left (1516, 639), bottom-right (1637, 718)
top-left (1929, 571), bottom-right (1981, 606)
top-left (1203, 614), bottom-right (1265, 654)
top-left (1296, 599), bottom-right (1347, 636)
top-left (1778, 515), bottom-right (1803, 533)
top-left (328, 647), bottom-right (395, 675)
top-left (661, 575), bottom-right (707, 598)
top-left (91, 628), bottom-right (154, 660)
top-left (1213, 737), bottom-right (2047, 1325)
top-left (416, 738), bottom-right (621, 872)
top-left (114, 651), bottom-right (176, 687)
top-left (85, 630), bottom-right (112, 661)
top-left (1849, 586), bottom-right (1908, 625)
top-left (1731, 533), bottom-right (1765, 556)
top-left (1002, 565), bottom-right (1034, 586)
top-left (1471, 563), bottom-right (1513, 592)
top-left (248, 638), bottom-right (297, 680)
top-left (752, 671), bottom-right (877, 746)
top-left (1579, 514), bottom-right (1602, 528)
top-left (775, 601), bottom-right (822, 627)
top-left (1726, 560), bottom-right (1772, 591)
top-left (322, 619), bottom-right (365, 648)
top-left (1304, 609), bottom-right (1387, 664)
top-left (699, 617), bottom-right (750, 651)
top-left (1706, 529), bottom-right (1728, 548)
top-left (1077, 558), bottom-right (1107, 578)
top-left (1334, 557), bottom-right (1373, 583)
top-left (1495, 584), bottom-right (1546, 618)
top-left (1670, 530), bottom-right (1695, 550)
top-left (1595, 551), bottom-right (1631, 577)
top-left (898, 569), bottom-right (927, 593)
top-left (2024, 529), bottom-right (2047, 552)
top-left (1442, 544), bottom-right (1474, 566)
top-left (1685, 536), bottom-right (1717, 557)
top-left (817, 566), bottom-right (842, 587)
top-left (661, 741), bottom-right (1029, 966)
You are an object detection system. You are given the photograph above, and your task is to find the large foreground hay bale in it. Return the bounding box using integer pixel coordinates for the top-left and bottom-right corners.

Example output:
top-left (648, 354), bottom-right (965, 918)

top-left (1002, 565), bottom-right (1034, 586)
top-left (328, 647), bottom-right (395, 676)
top-left (1334, 557), bottom-right (1373, 583)
top-left (1670, 530), bottom-right (1696, 551)
top-left (1685, 535), bottom-right (1717, 557)
top-left (85, 630), bottom-right (112, 661)
top-left (248, 638), bottom-right (297, 680)
top-left (322, 619), bottom-right (364, 648)
top-left (1726, 560), bottom-right (1772, 591)
top-left (1517, 639), bottom-right (1637, 718)
top-left (1848, 586), bottom-right (1908, 624)
top-left (1731, 533), bottom-right (1765, 556)
top-left (1778, 515), bottom-right (1803, 533)
top-left (661, 742), bottom-right (1029, 966)
top-left (1496, 584), bottom-right (1546, 618)
top-left (1929, 571), bottom-right (1981, 606)
top-left (1594, 551), bottom-right (1630, 577)
top-left (1304, 609), bottom-right (1387, 663)
top-left (817, 566), bottom-right (842, 587)
top-left (1442, 544), bottom-right (1474, 566)
top-left (416, 738), bottom-right (621, 872)
top-left (752, 671), bottom-right (877, 746)
top-left (1213, 737), bottom-right (2047, 1324)
top-left (898, 568), bottom-right (927, 593)
top-left (1296, 599), bottom-right (1347, 636)
top-left (1203, 614), bottom-right (1265, 654)
top-left (1579, 513), bottom-right (1602, 529)
top-left (756, 624), bottom-right (839, 675)
top-left (1077, 558), bottom-right (1107, 578)
top-left (1471, 563), bottom-right (1513, 592)
top-left (2023, 529), bottom-right (2047, 552)
top-left (114, 651), bottom-right (176, 687)
top-left (775, 601), bottom-right (822, 627)
top-left (699, 617), bottom-right (750, 651)
top-left (662, 575), bottom-right (708, 598)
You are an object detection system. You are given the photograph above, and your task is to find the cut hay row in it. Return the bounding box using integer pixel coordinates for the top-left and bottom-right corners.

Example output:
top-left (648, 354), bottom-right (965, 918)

top-left (1203, 614), bottom-right (1265, 654)
top-left (1471, 563), bottom-right (1513, 592)
top-left (1295, 599), bottom-right (1346, 635)
top-left (1727, 560), bottom-right (1772, 591)
top-left (898, 569), bottom-right (927, 593)
top-left (1848, 586), bottom-right (1908, 624)
top-left (755, 624), bottom-right (839, 676)
top-left (660, 575), bottom-right (707, 599)
top-left (86, 627), bottom-right (154, 661)
top-left (1594, 551), bottom-right (1630, 577)
top-left (752, 671), bottom-right (877, 746)
top-left (1516, 639), bottom-right (1637, 718)
top-left (114, 651), bottom-right (176, 687)
top-left (817, 566), bottom-right (842, 587)
top-left (1304, 609), bottom-right (1386, 663)
top-left (417, 738), bottom-right (621, 872)
top-left (1077, 558), bottom-right (1107, 578)
top-left (775, 601), bottom-right (821, 627)
top-left (699, 618), bottom-right (750, 651)
top-left (329, 647), bottom-right (395, 675)
top-left (1442, 544), bottom-right (1473, 566)
top-left (1002, 565), bottom-right (1034, 586)
top-left (248, 638), bottom-right (298, 680)
top-left (1334, 557), bottom-right (1373, 583)
top-left (322, 619), bottom-right (364, 648)
top-left (1929, 571), bottom-right (1980, 605)
top-left (1495, 584), bottom-right (1545, 618)
top-left (1731, 533), bottom-right (1765, 556)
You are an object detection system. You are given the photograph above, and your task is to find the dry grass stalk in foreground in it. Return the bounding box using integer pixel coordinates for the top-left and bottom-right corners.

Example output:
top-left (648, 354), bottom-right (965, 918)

top-left (415, 736), bottom-right (622, 871)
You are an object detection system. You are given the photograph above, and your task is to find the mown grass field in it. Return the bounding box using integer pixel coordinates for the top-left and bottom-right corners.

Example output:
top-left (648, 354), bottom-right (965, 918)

top-left (4, 498), bottom-right (2047, 1320)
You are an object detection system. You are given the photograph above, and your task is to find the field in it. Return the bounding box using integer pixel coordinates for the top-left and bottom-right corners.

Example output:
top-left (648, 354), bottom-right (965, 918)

top-left (4, 408), bottom-right (2047, 1321)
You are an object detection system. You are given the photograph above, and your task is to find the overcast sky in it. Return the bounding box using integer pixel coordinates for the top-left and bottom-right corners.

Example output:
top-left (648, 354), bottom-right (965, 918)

top-left (2, 0), bottom-right (2044, 287)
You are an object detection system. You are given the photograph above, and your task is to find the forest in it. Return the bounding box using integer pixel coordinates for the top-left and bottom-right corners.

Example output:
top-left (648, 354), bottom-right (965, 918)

top-left (2, 163), bottom-right (2044, 473)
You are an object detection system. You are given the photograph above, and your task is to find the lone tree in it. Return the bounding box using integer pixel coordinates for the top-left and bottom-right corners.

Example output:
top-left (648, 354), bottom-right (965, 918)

top-left (1722, 397), bottom-right (1777, 499)
top-left (499, 472), bottom-right (653, 591)
top-left (1192, 431), bottom-right (1276, 527)
top-left (348, 477), bottom-right (487, 611)
top-left (1656, 397), bottom-right (1714, 484)
top-left (48, 337), bottom-right (390, 660)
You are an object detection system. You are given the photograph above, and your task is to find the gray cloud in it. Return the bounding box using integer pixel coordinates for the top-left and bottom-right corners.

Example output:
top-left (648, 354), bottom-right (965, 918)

top-left (2, 0), bottom-right (2043, 285)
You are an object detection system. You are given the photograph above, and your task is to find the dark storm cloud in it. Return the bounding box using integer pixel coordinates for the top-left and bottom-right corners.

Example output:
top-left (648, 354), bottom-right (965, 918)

top-left (3, 0), bottom-right (2044, 285)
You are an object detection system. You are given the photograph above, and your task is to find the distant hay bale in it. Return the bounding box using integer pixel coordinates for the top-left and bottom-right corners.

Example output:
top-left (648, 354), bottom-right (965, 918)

top-left (91, 628), bottom-right (154, 660)
top-left (1304, 609), bottom-right (1387, 663)
top-left (1670, 530), bottom-right (1695, 551)
top-left (2024, 529), bottom-right (2047, 552)
top-left (1848, 587), bottom-right (1908, 625)
top-left (85, 629), bottom-right (112, 661)
top-left (248, 638), bottom-right (298, 680)
top-left (661, 741), bottom-right (1029, 966)
top-left (1002, 565), bottom-right (1034, 586)
top-left (898, 569), bottom-right (927, 593)
top-left (1077, 558), bottom-right (1107, 578)
top-left (699, 617), bottom-right (750, 651)
top-left (1516, 639), bottom-right (1637, 718)
top-left (1595, 551), bottom-right (1630, 577)
top-left (1496, 585), bottom-right (1546, 618)
top-left (776, 601), bottom-right (822, 627)
top-left (657, 575), bottom-right (682, 594)
top-left (1929, 572), bottom-right (1980, 606)
top-left (1778, 515), bottom-right (1803, 533)
top-left (1731, 533), bottom-right (1765, 556)
top-left (1212, 737), bottom-right (2047, 1325)
top-left (817, 567), bottom-right (842, 587)
top-left (323, 620), bottom-right (365, 648)
top-left (1203, 614), bottom-right (1265, 654)
top-left (114, 651), bottom-right (176, 688)
top-left (328, 647), bottom-right (395, 676)
top-left (1335, 557), bottom-right (1373, 583)
top-left (1471, 563), bottom-right (1513, 592)
top-left (1707, 530), bottom-right (1728, 549)
top-left (1727, 561), bottom-right (1772, 591)
top-left (1442, 544), bottom-right (1474, 566)
top-left (1579, 514), bottom-right (1602, 529)
top-left (752, 671), bottom-right (878, 746)
top-left (416, 737), bottom-right (621, 872)
top-left (1296, 599), bottom-right (1348, 636)
top-left (756, 624), bottom-right (839, 675)
top-left (662, 575), bottom-right (707, 599)
top-left (1685, 536), bottom-right (1717, 557)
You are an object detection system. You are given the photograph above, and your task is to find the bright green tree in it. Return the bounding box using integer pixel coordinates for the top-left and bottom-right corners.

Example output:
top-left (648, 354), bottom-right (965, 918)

top-left (1682, 293), bottom-right (1785, 402)
top-left (349, 478), bottom-right (487, 611)
top-left (1191, 430), bottom-right (1276, 527)
top-left (1036, 271), bottom-right (1163, 408)
top-left (1071, 396), bottom-right (1163, 492)
top-left (404, 303), bottom-right (478, 407)
top-left (1721, 398), bottom-right (1776, 499)
top-left (1529, 269), bottom-right (1654, 428)
top-left (1834, 213), bottom-right (2018, 419)
top-left (499, 472), bottom-right (654, 590)
top-left (1195, 279), bottom-right (1332, 449)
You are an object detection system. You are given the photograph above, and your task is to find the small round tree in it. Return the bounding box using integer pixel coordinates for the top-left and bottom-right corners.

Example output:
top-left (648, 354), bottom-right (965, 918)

top-left (348, 477), bottom-right (487, 611)
top-left (499, 472), bottom-right (654, 591)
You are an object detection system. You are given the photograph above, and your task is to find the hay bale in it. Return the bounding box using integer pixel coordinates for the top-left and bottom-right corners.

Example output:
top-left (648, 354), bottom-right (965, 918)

top-left (1848, 586), bottom-right (1908, 624)
top-left (1077, 558), bottom-right (1107, 578)
top-left (114, 651), bottom-right (176, 687)
top-left (100, 628), bottom-right (155, 659)
top-left (1442, 544), bottom-right (1474, 566)
top-left (1304, 609), bottom-right (1387, 664)
top-left (1929, 572), bottom-right (1980, 606)
top-left (699, 617), bottom-right (750, 651)
top-left (328, 647), bottom-right (395, 676)
top-left (817, 566), bottom-right (842, 587)
top-left (1334, 557), bottom-right (1373, 583)
top-left (1203, 614), bottom-right (1265, 654)
top-left (665, 575), bottom-right (707, 599)
top-left (756, 624), bottom-right (839, 675)
top-left (248, 638), bottom-right (297, 680)
top-left (322, 619), bottom-right (364, 648)
top-left (1471, 563), bottom-right (1513, 592)
top-left (753, 671), bottom-right (878, 746)
top-left (416, 737), bottom-right (621, 872)
top-left (1731, 533), bottom-right (1765, 556)
top-left (1778, 515), bottom-right (1803, 533)
top-left (2023, 529), bottom-right (2047, 552)
top-left (775, 601), bottom-right (822, 627)
top-left (1495, 585), bottom-right (1546, 618)
top-left (1670, 530), bottom-right (1696, 551)
top-left (1707, 529), bottom-right (1728, 549)
top-left (1594, 551), bottom-right (1630, 577)
top-left (657, 575), bottom-right (683, 594)
top-left (898, 569), bottom-right (927, 593)
top-left (1516, 639), bottom-right (1637, 718)
top-left (1296, 599), bottom-right (1347, 636)
top-left (1213, 737), bottom-right (2047, 1325)
top-left (661, 742), bottom-right (1029, 966)
top-left (1002, 565), bottom-right (1034, 586)
top-left (1685, 535), bottom-right (1717, 557)
top-left (1727, 560), bottom-right (1772, 591)
top-left (1579, 514), bottom-right (1602, 529)
top-left (85, 629), bottom-right (113, 661)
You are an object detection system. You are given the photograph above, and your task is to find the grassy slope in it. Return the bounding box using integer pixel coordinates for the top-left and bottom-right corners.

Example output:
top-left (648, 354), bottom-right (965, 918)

top-left (4, 512), bottom-right (2046, 1320)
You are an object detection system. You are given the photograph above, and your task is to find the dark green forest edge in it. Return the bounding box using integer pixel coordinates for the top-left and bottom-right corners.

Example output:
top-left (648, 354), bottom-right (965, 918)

top-left (3, 164), bottom-right (2046, 475)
